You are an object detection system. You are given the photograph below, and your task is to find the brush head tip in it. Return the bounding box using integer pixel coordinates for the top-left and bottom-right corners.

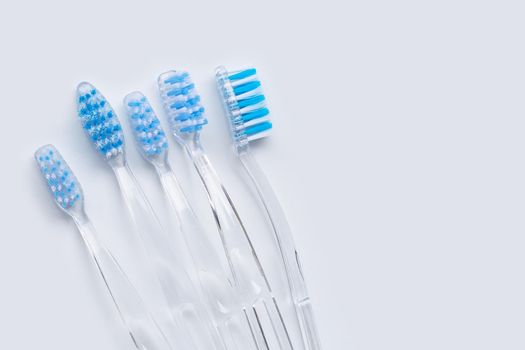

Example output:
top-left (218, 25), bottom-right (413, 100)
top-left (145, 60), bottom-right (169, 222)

top-left (157, 70), bottom-right (208, 142)
top-left (35, 145), bottom-right (83, 213)
top-left (76, 82), bottom-right (125, 161)
top-left (124, 91), bottom-right (168, 163)
top-left (215, 67), bottom-right (272, 153)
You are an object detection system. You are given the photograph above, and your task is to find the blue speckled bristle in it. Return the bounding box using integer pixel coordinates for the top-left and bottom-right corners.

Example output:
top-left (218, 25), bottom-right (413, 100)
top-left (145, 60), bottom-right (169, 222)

top-left (77, 82), bottom-right (124, 160)
top-left (35, 145), bottom-right (83, 211)
top-left (216, 67), bottom-right (272, 145)
top-left (124, 92), bottom-right (168, 158)
top-left (158, 71), bottom-right (208, 136)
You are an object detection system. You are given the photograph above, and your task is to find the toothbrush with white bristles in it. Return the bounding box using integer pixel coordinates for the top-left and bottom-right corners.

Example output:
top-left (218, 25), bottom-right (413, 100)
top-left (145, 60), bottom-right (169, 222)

top-left (123, 91), bottom-right (261, 350)
top-left (34, 144), bottom-right (174, 350)
top-left (215, 67), bottom-right (322, 350)
top-left (76, 82), bottom-right (225, 350)
top-left (157, 70), bottom-right (304, 350)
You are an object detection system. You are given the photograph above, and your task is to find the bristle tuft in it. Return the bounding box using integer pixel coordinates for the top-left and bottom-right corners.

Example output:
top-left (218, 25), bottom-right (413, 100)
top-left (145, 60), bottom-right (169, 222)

top-left (35, 145), bottom-right (83, 211)
top-left (215, 67), bottom-right (272, 151)
top-left (77, 82), bottom-right (124, 160)
top-left (158, 71), bottom-right (208, 137)
top-left (124, 92), bottom-right (168, 159)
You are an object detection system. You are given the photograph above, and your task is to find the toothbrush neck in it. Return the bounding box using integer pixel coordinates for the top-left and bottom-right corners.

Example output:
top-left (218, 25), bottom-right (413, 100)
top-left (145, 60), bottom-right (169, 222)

top-left (71, 207), bottom-right (89, 226)
top-left (153, 160), bottom-right (172, 176)
top-left (183, 140), bottom-right (218, 181)
top-left (108, 155), bottom-right (127, 169)
top-left (72, 211), bottom-right (100, 251)
top-left (183, 137), bottom-right (204, 158)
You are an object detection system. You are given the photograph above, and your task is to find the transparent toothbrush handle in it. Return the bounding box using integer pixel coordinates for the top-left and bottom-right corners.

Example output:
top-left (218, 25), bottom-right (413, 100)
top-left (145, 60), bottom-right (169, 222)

top-left (112, 163), bottom-right (224, 350)
top-left (218, 314), bottom-right (262, 350)
top-left (240, 153), bottom-right (322, 350)
top-left (156, 164), bottom-right (278, 350)
top-left (155, 162), bottom-right (231, 282)
top-left (155, 163), bottom-right (243, 320)
top-left (74, 216), bottom-right (173, 350)
top-left (186, 145), bottom-right (297, 350)
top-left (186, 144), bottom-right (268, 290)
top-left (112, 164), bottom-right (195, 302)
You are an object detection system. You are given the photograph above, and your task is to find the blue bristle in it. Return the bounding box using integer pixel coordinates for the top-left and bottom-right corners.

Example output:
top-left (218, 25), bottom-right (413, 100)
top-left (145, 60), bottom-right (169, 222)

top-left (123, 92), bottom-right (168, 158)
top-left (216, 67), bottom-right (272, 143)
top-left (237, 95), bottom-right (265, 109)
top-left (228, 68), bottom-right (257, 81)
top-left (241, 108), bottom-right (270, 122)
top-left (35, 145), bottom-right (83, 211)
top-left (245, 121), bottom-right (273, 136)
top-left (233, 81), bottom-right (261, 95)
top-left (167, 83), bottom-right (195, 97)
top-left (77, 82), bottom-right (124, 160)
top-left (158, 71), bottom-right (208, 135)
top-left (164, 72), bottom-right (188, 84)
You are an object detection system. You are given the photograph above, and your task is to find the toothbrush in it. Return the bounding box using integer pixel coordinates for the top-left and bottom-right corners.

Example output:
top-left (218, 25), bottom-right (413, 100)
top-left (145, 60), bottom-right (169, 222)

top-left (157, 70), bottom-right (304, 350)
top-left (215, 67), bottom-right (322, 350)
top-left (76, 82), bottom-right (225, 350)
top-left (123, 91), bottom-right (261, 350)
top-left (34, 144), bottom-right (174, 350)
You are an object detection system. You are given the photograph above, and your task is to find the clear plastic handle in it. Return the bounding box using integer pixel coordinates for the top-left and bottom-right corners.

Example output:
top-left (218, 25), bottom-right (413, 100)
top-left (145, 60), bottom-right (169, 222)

top-left (185, 142), bottom-right (301, 350)
top-left (155, 162), bottom-right (233, 293)
top-left (184, 143), bottom-right (268, 295)
top-left (111, 163), bottom-right (224, 350)
top-left (155, 161), bottom-right (269, 350)
top-left (239, 152), bottom-right (322, 350)
top-left (73, 214), bottom-right (173, 350)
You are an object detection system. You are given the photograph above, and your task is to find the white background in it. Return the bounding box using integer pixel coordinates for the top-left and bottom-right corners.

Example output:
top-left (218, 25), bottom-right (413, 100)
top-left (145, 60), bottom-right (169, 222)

top-left (0, 0), bottom-right (524, 349)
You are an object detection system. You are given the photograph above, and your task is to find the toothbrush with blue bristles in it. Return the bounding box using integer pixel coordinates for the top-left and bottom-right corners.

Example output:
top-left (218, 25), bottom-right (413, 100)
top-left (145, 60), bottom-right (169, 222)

top-left (157, 70), bottom-right (304, 350)
top-left (35, 144), bottom-right (174, 350)
top-left (76, 82), bottom-right (226, 350)
top-left (215, 67), bottom-right (322, 350)
top-left (123, 91), bottom-right (263, 350)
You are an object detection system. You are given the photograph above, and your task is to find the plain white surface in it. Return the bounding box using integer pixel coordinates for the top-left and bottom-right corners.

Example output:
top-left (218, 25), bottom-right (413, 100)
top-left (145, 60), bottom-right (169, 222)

top-left (1, 0), bottom-right (524, 349)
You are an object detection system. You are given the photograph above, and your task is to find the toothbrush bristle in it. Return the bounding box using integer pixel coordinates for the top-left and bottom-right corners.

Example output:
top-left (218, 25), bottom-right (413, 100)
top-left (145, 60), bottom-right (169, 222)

top-left (35, 145), bottom-right (83, 211)
top-left (215, 67), bottom-right (272, 148)
top-left (124, 92), bottom-right (168, 159)
top-left (77, 82), bottom-right (124, 160)
top-left (157, 70), bottom-right (208, 136)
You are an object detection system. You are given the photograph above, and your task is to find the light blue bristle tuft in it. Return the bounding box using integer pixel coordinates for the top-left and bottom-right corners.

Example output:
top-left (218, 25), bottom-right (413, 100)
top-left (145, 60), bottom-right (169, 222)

top-left (228, 68), bottom-right (257, 81)
top-left (245, 121), bottom-right (273, 136)
top-left (77, 82), bottom-right (124, 160)
top-left (35, 145), bottom-right (83, 211)
top-left (232, 81), bottom-right (261, 95)
top-left (215, 67), bottom-right (272, 149)
top-left (158, 71), bottom-right (208, 136)
top-left (238, 95), bottom-right (265, 108)
top-left (123, 92), bottom-right (168, 159)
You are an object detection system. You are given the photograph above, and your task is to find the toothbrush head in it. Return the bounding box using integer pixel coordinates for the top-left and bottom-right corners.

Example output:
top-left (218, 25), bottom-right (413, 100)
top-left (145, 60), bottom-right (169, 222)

top-left (157, 70), bottom-right (208, 143)
top-left (77, 82), bottom-right (125, 162)
top-left (215, 67), bottom-right (272, 154)
top-left (123, 91), bottom-right (168, 163)
top-left (35, 145), bottom-right (83, 213)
